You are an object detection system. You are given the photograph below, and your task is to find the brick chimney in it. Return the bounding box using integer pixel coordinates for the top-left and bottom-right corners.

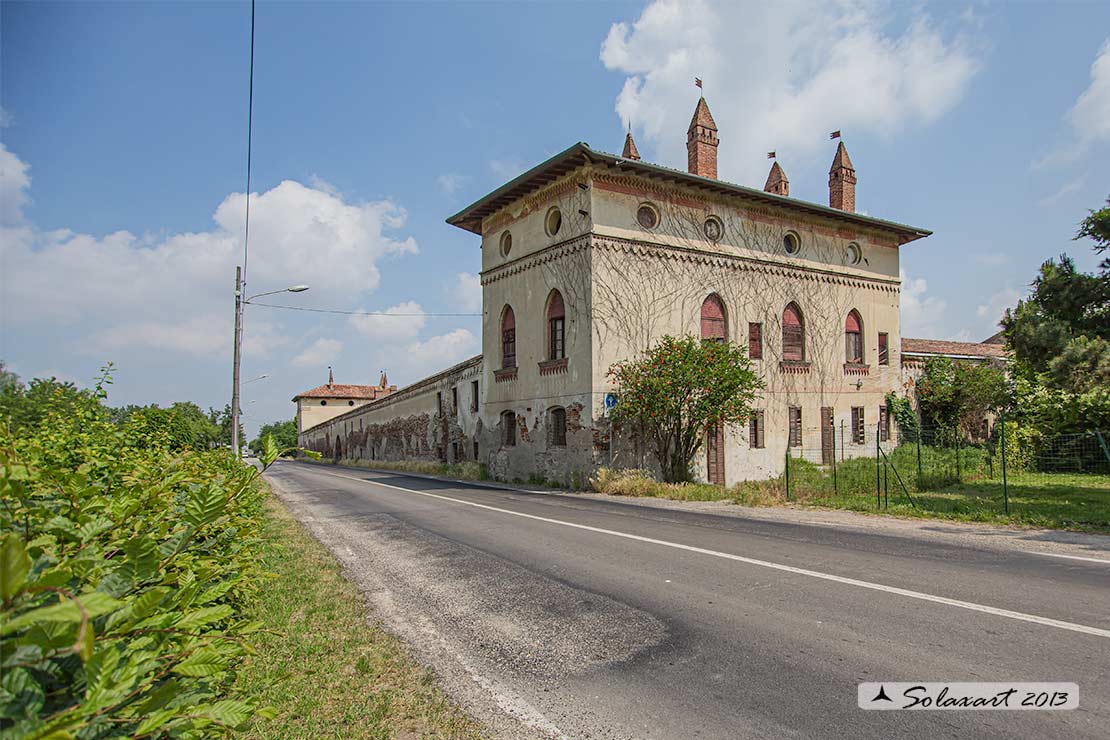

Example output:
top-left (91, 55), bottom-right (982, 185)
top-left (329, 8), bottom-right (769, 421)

top-left (764, 161), bottom-right (789, 197)
top-left (622, 131), bottom-right (641, 161)
top-left (828, 141), bottom-right (856, 212)
top-left (686, 97), bottom-right (719, 179)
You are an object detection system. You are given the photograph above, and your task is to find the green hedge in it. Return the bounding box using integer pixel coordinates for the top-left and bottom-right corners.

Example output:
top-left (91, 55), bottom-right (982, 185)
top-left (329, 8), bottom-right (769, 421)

top-left (1, 377), bottom-right (271, 738)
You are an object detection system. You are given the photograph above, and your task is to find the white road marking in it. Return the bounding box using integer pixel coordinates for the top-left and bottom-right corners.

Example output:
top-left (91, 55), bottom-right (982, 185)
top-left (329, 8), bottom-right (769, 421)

top-left (1024, 551), bottom-right (1110, 565)
top-left (289, 465), bottom-right (1110, 640)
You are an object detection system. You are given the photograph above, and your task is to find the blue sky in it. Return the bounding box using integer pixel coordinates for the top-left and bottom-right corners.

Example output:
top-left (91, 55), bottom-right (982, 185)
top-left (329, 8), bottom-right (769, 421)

top-left (2, 0), bottom-right (1108, 437)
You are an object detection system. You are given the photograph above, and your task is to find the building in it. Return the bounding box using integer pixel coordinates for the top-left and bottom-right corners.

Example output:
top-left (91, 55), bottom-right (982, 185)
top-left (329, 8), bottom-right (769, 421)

top-left (300, 95), bottom-right (952, 485)
top-left (292, 369), bottom-right (396, 436)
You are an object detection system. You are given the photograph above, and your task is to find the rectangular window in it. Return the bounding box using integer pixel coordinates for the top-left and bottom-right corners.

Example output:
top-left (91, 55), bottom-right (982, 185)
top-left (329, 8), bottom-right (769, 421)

top-left (473, 440), bottom-right (480, 461)
top-left (436, 391), bottom-right (443, 415)
top-left (549, 317), bottom-right (565, 360)
top-left (451, 441), bottom-right (459, 462)
top-left (783, 325), bottom-right (804, 362)
top-left (749, 410), bottom-right (765, 449)
top-left (878, 332), bottom-right (889, 366)
top-left (852, 407), bottom-right (865, 444)
top-left (788, 407), bottom-right (802, 447)
top-left (879, 406), bottom-right (890, 442)
top-left (503, 412), bottom-right (516, 447)
top-left (845, 332), bottom-right (863, 364)
top-left (470, 380), bottom-right (479, 412)
top-left (748, 322), bottom-right (763, 359)
top-left (451, 387), bottom-right (458, 416)
top-left (549, 408), bottom-right (567, 446)
top-left (502, 328), bottom-right (516, 368)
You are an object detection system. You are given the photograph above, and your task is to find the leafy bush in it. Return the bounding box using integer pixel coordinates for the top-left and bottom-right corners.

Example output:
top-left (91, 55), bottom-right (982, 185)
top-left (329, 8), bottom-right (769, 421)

top-left (1, 371), bottom-right (275, 739)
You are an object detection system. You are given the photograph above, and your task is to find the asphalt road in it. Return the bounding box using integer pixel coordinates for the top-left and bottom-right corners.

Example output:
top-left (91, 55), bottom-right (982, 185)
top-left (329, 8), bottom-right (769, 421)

top-left (266, 461), bottom-right (1110, 740)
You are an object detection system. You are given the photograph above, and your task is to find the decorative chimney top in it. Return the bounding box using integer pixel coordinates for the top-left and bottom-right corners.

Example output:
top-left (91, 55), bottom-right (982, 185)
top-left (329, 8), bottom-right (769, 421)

top-left (686, 97), bottom-right (719, 179)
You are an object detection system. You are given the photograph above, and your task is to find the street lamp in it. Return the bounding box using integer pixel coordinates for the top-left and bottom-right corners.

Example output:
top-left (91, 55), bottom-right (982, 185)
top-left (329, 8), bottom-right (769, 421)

top-left (243, 373), bottom-right (270, 384)
top-left (232, 268), bottom-right (309, 459)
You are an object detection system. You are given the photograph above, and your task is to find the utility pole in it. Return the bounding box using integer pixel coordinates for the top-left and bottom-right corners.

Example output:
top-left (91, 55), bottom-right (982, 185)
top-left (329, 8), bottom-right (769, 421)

top-left (231, 265), bottom-right (243, 459)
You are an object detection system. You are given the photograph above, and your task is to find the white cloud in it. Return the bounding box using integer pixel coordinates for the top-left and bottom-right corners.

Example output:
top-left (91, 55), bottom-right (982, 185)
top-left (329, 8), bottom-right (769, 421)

top-left (600, 0), bottom-right (978, 185)
top-left (0, 143), bottom-right (31, 224)
top-left (899, 269), bottom-right (947, 337)
top-left (973, 252), bottom-right (1009, 266)
top-left (0, 107), bottom-right (13, 128)
top-left (292, 337), bottom-right (343, 369)
top-left (348, 301), bottom-right (426, 341)
top-left (452, 272), bottom-right (482, 313)
top-left (489, 159), bottom-right (525, 180)
top-left (976, 286), bottom-right (1022, 322)
top-left (1, 143), bottom-right (420, 358)
top-left (1036, 39), bottom-right (1110, 167)
top-left (436, 174), bottom-right (466, 196)
top-left (385, 328), bottom-right (480, 381)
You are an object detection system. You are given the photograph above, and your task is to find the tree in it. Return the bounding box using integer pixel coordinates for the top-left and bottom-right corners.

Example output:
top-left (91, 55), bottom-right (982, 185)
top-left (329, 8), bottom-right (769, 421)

top-left (113, 401), bottom-right (221, 450)
top-left (0, 366), bottom-right (99, 433)
top-left (915, 357), bottom-right (1009, 437)
top-left (1001, 254), bottom-right (1109, 380)
top-left (608, 335), bottom-right (763, 483)
top-left (250, 419), bottom-right (297, 454)
top-left (1076, 195), bottom-right (1110, 269)
top-left (208, 403), bottom-right (246, 449)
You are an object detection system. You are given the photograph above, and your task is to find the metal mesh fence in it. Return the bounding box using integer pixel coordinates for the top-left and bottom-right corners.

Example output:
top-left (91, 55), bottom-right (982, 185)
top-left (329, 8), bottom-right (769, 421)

top-left (780, 419), bottom-right (1110, 525)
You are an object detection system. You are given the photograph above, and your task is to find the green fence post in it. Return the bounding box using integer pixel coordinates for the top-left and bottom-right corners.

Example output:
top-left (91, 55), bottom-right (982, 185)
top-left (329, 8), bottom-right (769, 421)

top-left (1001, 413), bottom-right (1009, 515)
top-left (883, 458), bottom-right (889, 509)
top-left (916, 432), bottom-right (923, 488)
top-left (1096, 430), bottom-right (1110, 467)
top-left (785, 445), bottom-right (791, 500)
top-left (955, 431), bottom-right (962, 483)
top-left (875, 422), bottom-right (881, 509)
top-left (832, 423), bottom-right (838, 496)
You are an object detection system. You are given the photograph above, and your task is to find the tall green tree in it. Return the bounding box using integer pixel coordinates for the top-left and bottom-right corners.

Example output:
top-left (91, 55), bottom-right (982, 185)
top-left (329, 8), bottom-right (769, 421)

top-left (1076, 195), bottom-right (1110, 269)
top-left (250, 419), bottom-right (298, 454)
top-left (608, 335), bottom-right (763, 483)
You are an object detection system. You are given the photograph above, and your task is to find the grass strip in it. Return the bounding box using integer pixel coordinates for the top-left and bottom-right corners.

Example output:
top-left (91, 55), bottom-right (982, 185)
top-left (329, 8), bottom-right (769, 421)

top-left (235, 492), bottom-right (488, 740)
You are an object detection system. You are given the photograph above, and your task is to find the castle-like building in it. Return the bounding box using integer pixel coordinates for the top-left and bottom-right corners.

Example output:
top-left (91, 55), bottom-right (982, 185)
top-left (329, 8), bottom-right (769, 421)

top-left (297, 96), bottom-right (997, 485)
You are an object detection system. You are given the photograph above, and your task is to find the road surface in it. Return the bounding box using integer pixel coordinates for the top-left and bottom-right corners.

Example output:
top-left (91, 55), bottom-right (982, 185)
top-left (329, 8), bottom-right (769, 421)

top-left (266, 461), bottom-right (1109, 740)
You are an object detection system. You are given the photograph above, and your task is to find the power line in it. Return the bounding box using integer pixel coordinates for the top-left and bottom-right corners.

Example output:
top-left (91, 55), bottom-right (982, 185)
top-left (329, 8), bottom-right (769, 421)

top-left (246, 301), bottom-right (482, 317)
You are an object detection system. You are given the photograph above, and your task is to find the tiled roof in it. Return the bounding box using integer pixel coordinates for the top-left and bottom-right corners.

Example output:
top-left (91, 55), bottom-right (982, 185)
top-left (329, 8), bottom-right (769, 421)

top-left (901, 338), bottom-right (1008, 359)
top-left (293, 384), bottom-right (389, 400)
top-left (689, 97), bottom-right (717, 131)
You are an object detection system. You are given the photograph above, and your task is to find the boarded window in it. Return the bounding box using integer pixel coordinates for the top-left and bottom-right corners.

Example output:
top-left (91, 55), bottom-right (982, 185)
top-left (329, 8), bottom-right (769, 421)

top-left (473, 440), bottom-right (479, 460)
top-left (748, 322), bottom-right (763, 359)
top-left (878, 332), bottom-right (889, 366)
top-left (879, 406), bottom-right (890, 442)
top-left (451, 441), bottom-right (459, 462)
top-left (845, 310), bottom-right (863, 363)
top-left (470, 380), bottom-right (479, 412)
top-left (501, 305), bottom-right (516, 368)
top-left (549, 407), bottom-right (567, 446)
top-left (436, 391), bottom-right (443, 414)
top-left (547, 290), bottom-right (565, 360)
top-left (501, 410), bottom-right (516, 447)
top-left (852, 407), bottom-right (865, 444)
top-left (749, 410), bottom-right (765, 449)
top-left (782, 303), bottom-right (804, 361)
top-left (788, 407), bottom-right (802, 447)
top-left (700, 294), bottom-right (727, 342)
top-left (451, 387), bottom-right (458, 416)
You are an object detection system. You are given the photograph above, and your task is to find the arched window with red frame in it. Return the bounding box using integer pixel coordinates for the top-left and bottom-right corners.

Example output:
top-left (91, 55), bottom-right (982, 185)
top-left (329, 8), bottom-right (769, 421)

top-left (845, 309), bottom-right (863, 364)
top-left (546, 290), bottom-right (565, 360)
top-left (700, 294), bottom-right (727, 342)
top-left (782, 303), bottom-right (805, 361)
top-left (500, 305), bottom-right (516, 369)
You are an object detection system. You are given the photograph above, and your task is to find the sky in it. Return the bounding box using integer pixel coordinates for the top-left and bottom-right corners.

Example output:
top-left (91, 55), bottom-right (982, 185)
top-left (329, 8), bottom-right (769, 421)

top-left (2, 0), bottom-right (1108, 438)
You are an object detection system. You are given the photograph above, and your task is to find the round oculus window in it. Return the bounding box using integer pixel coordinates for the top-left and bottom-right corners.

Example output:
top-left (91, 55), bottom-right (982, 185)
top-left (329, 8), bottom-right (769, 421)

top-left (348, 400), bottom-right (355, 406)
top-left (704, 216), bottom-right (723, 242)
top-left (499, 231), bottom-right (512, 257)
top-left (637, 203), bottom-right (660, 230)
top-left (320, 400), bottom-right (327, 406)
top-left (545, 207), bottom-right (562, 237)
top-left (783, 232), bottom-right (801, 255)
top-left (846, 242), bottom-right (862, 265)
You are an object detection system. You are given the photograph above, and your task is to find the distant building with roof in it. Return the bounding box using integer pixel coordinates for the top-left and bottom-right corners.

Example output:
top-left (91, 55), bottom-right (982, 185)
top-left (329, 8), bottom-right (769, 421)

top-left (292, 368), bottom-right (396, 435)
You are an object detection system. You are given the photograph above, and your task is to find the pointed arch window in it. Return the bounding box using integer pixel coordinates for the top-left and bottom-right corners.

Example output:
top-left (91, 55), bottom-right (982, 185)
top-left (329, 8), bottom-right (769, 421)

top-left (546, 290), bottom-right (565, 360)
top-left (782, 303), bottom-right (805, 361)
top-left (845, 310), bottom-right (864, 364)
top-left (700, 294), bottom-right (727, 342)
top-left (500, 305), bottom-right (516, 369)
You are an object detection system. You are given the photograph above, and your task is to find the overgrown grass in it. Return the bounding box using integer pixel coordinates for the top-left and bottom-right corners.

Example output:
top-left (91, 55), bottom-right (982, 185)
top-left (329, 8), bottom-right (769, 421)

top-left (234, 493), bottom-right (488, 740)
top-left (590, 461), bottom-right (1110, 533)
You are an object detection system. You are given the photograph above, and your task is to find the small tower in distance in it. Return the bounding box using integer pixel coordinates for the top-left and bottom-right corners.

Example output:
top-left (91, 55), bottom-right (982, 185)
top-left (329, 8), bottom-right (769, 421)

top-left (764, 161), bottom-right (789, 197)
top-left (828, 141), bottom-right (856, 212)
top-left (686, 97), bottom-right (719, 179)
top-left (622, 131), bottom-right (641, 161)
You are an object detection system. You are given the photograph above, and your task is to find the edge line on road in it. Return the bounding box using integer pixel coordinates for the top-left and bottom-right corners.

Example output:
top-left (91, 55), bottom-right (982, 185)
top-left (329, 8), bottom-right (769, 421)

top-left (286, 464), bottom-right (1110, 640)
top-left (1022, 551), bottom-right (1110, 565)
